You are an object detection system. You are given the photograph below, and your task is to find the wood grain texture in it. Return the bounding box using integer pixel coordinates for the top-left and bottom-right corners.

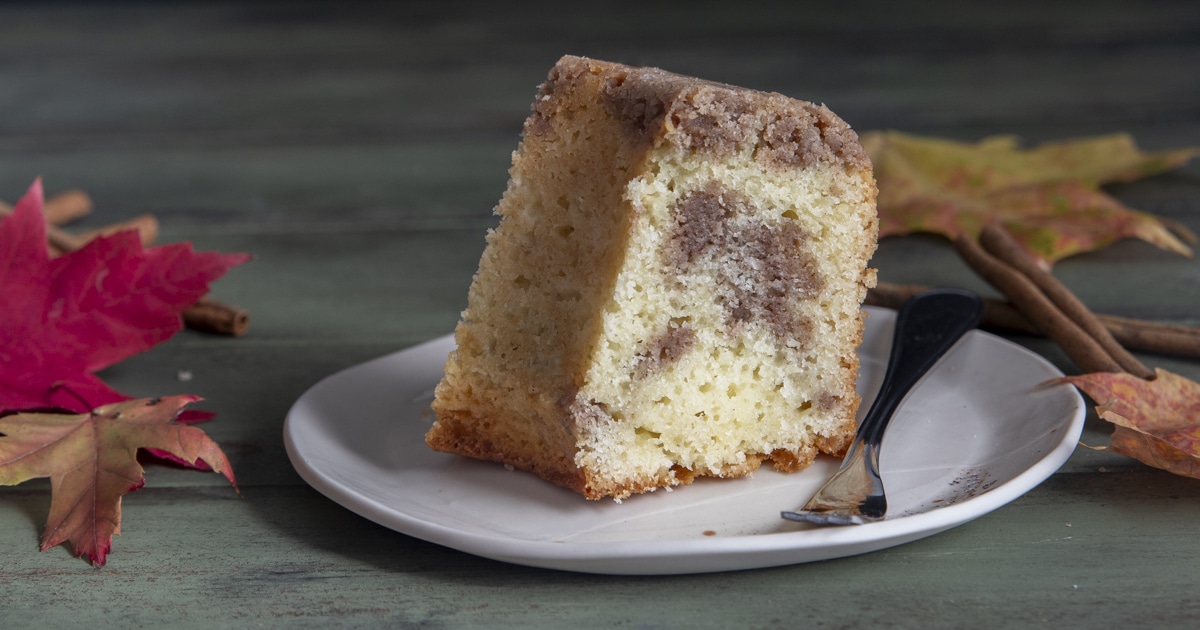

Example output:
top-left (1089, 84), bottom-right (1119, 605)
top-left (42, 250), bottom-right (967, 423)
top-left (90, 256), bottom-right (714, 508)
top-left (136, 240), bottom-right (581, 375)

top-left (1, 1), bottom-right (1198, 628)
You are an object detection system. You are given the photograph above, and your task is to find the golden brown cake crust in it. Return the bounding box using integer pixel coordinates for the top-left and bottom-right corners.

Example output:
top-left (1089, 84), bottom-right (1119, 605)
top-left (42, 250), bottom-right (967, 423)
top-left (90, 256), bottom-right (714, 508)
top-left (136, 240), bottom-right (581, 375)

top-left (426, 408), bottom-right (588, 492)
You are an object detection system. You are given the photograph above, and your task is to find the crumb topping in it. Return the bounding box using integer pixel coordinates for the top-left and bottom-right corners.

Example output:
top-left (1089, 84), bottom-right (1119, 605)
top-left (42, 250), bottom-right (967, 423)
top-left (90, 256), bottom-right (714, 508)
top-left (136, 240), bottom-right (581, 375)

top-left (600, 70), bottom-right (673, 143)
top-left (529, 55), bottom-right (869, 169)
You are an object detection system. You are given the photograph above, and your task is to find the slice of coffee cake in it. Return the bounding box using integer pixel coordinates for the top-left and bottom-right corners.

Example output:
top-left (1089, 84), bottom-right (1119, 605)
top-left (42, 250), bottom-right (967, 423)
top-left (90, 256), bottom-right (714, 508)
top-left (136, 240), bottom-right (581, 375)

top-left (427, 55), bottom-right (878, 500)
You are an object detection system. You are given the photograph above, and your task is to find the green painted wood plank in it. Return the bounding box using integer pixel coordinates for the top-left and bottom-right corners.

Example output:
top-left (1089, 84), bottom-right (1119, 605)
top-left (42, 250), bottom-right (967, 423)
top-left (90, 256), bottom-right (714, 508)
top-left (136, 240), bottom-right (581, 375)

top-left (0, 141), bottom-right (515, 228)
top-left (0, 2), bottom-right (1197, 144)
top-left (3, 469), bottom-right (1199, 628)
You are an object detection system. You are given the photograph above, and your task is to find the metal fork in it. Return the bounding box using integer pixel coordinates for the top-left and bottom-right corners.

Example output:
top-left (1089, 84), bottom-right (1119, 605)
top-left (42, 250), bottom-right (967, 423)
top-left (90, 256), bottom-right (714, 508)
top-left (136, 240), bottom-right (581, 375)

top-left (782, 289), bottom-right (983, 525)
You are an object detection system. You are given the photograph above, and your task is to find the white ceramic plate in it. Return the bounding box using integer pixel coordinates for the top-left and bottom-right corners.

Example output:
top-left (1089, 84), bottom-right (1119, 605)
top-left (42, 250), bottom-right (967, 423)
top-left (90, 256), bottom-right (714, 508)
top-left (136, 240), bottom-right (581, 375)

top-left (284, 306), bottom-right (1085, 575)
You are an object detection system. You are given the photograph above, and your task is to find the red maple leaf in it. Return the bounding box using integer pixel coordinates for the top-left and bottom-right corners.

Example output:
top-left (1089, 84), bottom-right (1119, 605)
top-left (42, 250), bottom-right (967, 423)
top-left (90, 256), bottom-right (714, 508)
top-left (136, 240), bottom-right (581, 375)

top-left (0, 180), bottom-right (249, 413)
top-left (0, 396), bottom-right (237, 565)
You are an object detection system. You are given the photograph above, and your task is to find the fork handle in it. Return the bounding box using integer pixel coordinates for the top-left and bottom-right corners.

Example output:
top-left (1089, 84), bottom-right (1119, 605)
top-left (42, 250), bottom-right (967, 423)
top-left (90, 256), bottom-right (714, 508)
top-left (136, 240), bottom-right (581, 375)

top-left (857, 289), bottom-right (984, 447)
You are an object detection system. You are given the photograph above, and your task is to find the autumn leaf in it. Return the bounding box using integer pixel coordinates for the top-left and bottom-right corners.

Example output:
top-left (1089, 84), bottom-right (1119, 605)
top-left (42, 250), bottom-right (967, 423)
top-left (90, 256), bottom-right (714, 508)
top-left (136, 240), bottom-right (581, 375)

top-left (0, 179), bottom-right (250, 414)
top-left (862, 130), bottom-right (1199, 264)
top-left (1058, 369), bottom-right (1200, 478)
top-left (0, 396), bottom-right (237, 565)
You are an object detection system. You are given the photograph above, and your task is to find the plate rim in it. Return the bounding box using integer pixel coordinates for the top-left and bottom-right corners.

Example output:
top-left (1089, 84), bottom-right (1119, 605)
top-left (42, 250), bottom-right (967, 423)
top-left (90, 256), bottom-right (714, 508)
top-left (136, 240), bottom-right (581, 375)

top-left (284, 306), bottom-right (1086, 574)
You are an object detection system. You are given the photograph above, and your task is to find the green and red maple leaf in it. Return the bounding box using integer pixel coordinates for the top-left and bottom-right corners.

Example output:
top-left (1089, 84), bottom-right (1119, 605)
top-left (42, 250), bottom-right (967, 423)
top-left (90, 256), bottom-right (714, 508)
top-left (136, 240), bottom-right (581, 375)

top-left (0, 397), bottom-right (237, 566)
top-left (0, 180), bottom-right (247, 565)
top-left (1058, 370), bottom-right (1200, 479)
top-left (863, 131), bottom-right (1198, 265)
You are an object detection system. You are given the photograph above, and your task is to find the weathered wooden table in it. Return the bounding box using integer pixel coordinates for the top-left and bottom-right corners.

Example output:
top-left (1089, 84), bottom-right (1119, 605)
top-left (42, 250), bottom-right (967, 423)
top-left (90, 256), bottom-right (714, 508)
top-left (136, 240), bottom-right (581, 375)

top-left (3, 2), bottom-right (1199, 627)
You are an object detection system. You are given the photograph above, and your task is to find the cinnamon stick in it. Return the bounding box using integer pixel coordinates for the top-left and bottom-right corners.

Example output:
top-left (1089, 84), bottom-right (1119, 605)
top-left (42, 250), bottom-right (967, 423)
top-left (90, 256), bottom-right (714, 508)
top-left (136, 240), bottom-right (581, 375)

top-left (183, 297), bottom-right (250, 337)
top-left (867, 281), bottom-right (1200, 358)
top-left (867, 282), bottom-right (1031, 332)
top-left (44, 224), bottom-right (89, 253)
top-left (0, 190), bottom-right (93, 225)
top-left (2, 195), bottom-right (155, 255)
top-left (0, 197), bottom-right (89, 253)
top-left (42, 189), bottom-right (93, 225)
top-left (978, 224), bottom-right (1154, 378)
top-left (1092, 314), bottom-right (1200, 358)
top-left (952, 232), bottom-right (1130, 375)
top-left (41, 215), bottom-right (158, 256)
